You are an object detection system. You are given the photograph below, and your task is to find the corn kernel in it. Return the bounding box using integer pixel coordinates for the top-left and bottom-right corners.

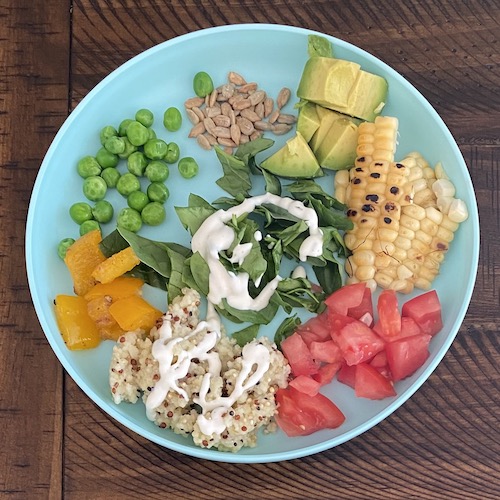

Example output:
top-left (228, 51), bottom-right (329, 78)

top-left (357, 143), bottom-right (375, 157)
top-left (415, 229), bottom-right (433, 245)
top-left (345, 257), bottom-right (356, 277)
top-left (355, 239), bottom-right (374, 251)
top-left (355, 265), bottom-right (376, 281)
top-left (335, 169), bottom-right (350, 186)
top-left (423, 166), bottom-right (436, 180)
top-left (440, 215), bottom-right (459, 232)
top-left (377, 228), bottom-right (398, 242)
top-left (345, 233), bottom-right (357, 250)
top-left (426, 206), bottom-right (444, 225)
top-left (400, 215), bottom-right (420, 232)
top-left (408, 166), bottom-right (424, 182)
top-left (352, 249), bottom-right (376, 266)
top-left (397, 264), bottom-right (414, 280)
top-left (436, 226), bottom-right (455, 243)
top-left (375, 253), bottom-right (392, 269)
top-left (391, 247), bottom-right (407, 263)
top-left (412, 238), bottom-right (430, 254)
top-left (373, 240), bottom-right (395, 255)
top-left (334, 187), bottom-right (346, 203)
top-left (402, 259), bottom-right (421, 274)
top-left (414, 277), bottom-right (432, 290)
top-left (374, 272), bottom-right (394, 289)
top-left (402, 204), bottom-right (427, 220)
top-left (398, 226), bottom-right (415, 240)
top-left (420, 218), bottom-right (439, 236)
top-left (394, 235), bottom-right (412, 251)
top-left (390, 279), bottom-right (410, 292)
top-left (369, 160), bottom-right (390, 174)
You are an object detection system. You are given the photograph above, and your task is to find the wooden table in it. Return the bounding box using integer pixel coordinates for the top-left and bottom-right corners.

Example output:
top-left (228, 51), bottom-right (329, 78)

top-left (2, 1), bottom-right (499, 498)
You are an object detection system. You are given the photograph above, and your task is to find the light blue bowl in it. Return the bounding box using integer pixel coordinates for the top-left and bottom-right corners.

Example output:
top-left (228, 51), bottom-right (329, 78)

top-left (26, 24), bottom-right (479, 463)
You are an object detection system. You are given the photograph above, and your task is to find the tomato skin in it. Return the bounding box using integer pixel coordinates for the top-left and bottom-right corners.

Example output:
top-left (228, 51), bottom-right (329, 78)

top-left (281, 332), bottom-right (319, 377)
top-left (355, 363), bottom-right (397, 400)
top-left (289, 375), bottom-right (321, 396)
top-left (325, 282), bottom-right (370, 317)
top-left (401, 290), bottom-right (443, 336)
top-left (385, 334), bottom-right (431, 381)
top-left (275, 386), bottom-right (345, 437)
top-left (334, 318), bottom-right (385, 366)
top-left (377, 289), bottom-right (401, 338)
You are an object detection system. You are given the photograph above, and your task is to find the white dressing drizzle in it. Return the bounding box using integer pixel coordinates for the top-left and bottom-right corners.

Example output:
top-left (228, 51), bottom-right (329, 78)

top-left (147, 193), bottom-right (324, 435)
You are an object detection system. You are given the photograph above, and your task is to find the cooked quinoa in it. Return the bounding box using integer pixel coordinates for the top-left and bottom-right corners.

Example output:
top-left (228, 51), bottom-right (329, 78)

top-left (109, 288), bottom-right (290, 452)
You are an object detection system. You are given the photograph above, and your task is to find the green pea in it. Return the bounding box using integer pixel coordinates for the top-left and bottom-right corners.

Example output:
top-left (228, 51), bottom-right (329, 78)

top-left (69, 202), bottom-right (93, 224)
top-left (141, 202), bottom-right (166, 226)
top-left (116, 172), bottom-right (140, 197)
top-left (83, 175), bottom-right (108, 201)
top-left (135, 108), bottom-right (154, 128)
top-left (147, 128), bottom-right (157, 141)
top-left (127, 190), bottom-right (149, 213)
top-left (147, 182), bottom-right (169, 204)
top-left (104, 135), bottom-right (125, 154)
top-left (144, 139), bottom-right (168, 160)
top-left (126, 120), bottom-right (149, 146)
top-left (96, 147), bottom-right (119, 168)
top-left (145, 160), bottom-right (169, 183)
top-left (127, 151), bottom-right (148, 176)
top-left (178, 157), bottom-right (199, 179)
top-left (100, 125), bottom-right (118, 145)
top-left (117, 207), bottom-right (142, 233)
top-left (77, 156), bottom-right (101, 178)
top-left (80, 220), bottom-right (101, 236)
top-left (118, 137), bottom-right (138, 159)
top-left (193, 71), bottom-right (214, 98)
top-left (92, 200), bottom-right (114, 223)
top-left (57, 238), bottom-right (75, 260)
top-left (101, 167), bottom-right (121, 188)
top-left (118, 118), bottom-right (134, 136)
top-left (163, 107), bottom-right (182, 132)
top-left (164, 142), bottom-right (180, 164)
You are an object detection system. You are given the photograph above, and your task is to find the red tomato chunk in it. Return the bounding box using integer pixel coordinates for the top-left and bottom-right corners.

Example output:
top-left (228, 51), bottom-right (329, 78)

top-left (377, 289), bottom-right (402, 339)
top-left (325, 282), bottom-right (373, 320)
top-left (354, 363), bottom-right (396, 400)
top-left (289, 374), bottom-right (321, 396)
top-left (401, 290), bottom-right (443, 336)
top-left (385, 334), bottom-right (431, 381)
top-left (275, 386), bottom-right (346, 437)
top-left (281, 332), bottom-right (319, 377)
top-left (309, 340), bottom-right (342, 364)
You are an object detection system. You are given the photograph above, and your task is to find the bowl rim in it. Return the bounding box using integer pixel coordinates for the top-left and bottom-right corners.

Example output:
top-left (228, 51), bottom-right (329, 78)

top-left (25, 22), bottom-right (480, 463)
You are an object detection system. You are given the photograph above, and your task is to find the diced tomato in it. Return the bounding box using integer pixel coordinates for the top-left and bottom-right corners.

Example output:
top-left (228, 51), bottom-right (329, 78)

top-left (401, 290), bottom-right (443, 336)
top-left (337, 363), bottom-right (357, 389)
top-left (309, 340), bottom-right (342, 364)
top-left (369, 351), bottom-right (391, 379)
top-left (377, 289), bottom-right (401, 338)
top-left (334, 318), bottom-right (385, 366)
top-left (347, 285), bottom-right (374, 324)
top-left (400, 316), bottom-right (422, 338)
top-left (296, 312), bottom-right (331, 347)
top-left (275, 386), bottom-right (345, 437)
top-left (385, 334), bottom-right (431, 381)
top-left (281, 332), bottom-right (319, 377)
top-left (325, 282), bottom-right (370, 317)
top-left (328, 312), bottom-right (357, 336)
top-left (312, 362), bottom-right (342, 386)
top-left (354, 363), bottom-right (396, 400)
top-left (289, 375), bottom-right (321, 396)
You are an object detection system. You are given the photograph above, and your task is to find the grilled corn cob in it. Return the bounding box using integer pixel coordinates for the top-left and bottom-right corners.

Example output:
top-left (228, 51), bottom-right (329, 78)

top-left (335, 118), bottom-right (468, 293)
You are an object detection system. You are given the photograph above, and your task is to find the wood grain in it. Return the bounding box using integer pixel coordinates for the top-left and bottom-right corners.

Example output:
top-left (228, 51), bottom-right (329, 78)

top-left (1, 0), bottom-right (499, 498)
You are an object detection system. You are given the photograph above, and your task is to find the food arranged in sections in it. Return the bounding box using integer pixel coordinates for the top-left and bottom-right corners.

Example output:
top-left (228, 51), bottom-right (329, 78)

top-left (52, 34), bottom-right (468, 451)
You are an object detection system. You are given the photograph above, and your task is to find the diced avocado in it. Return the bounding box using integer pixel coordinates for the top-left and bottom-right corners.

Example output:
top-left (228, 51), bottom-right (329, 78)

top-left (296, 102), bottom-right (321, 143)
top-left (309, 106), bottom-right (347, 152)
top-left (297, 57), bottom-right (361, 108)
top-left (297, 56), bottom-right (388, 121)
top-left (261, 132), bottom-right (323, 179)
top-left (314, 117), bottom-right (359, 170)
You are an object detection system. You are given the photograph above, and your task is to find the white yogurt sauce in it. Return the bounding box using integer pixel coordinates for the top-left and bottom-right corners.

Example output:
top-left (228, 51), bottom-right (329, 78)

top-left (147, 193), bottom-right (324, 435)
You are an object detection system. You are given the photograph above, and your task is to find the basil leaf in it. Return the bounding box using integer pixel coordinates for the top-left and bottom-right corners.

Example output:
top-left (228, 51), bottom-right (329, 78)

top-left (287, 179), bottom-right (347, 211)
top-left (307, 34), bottom-right (333, 58)
top-left (261, 169), bottom-right (282, 196)
top-left (186, 251), bottom-right (210, 297)
top-left (235, 137), bottom-right (274, 169)
top-left (314, 260), bottom-right (342, 296)
top-left (215, 146), bottom-right (252, 197)
top-left (220, 298), bottom-right (279, 325)
top-left (274, 315), bottom-right (302, 349)
top-left (232, 324), bottom-right (260, 347)
top-left (99, 229), bottom-right (129, 257)
top-left (175, 194), bottom-right (217, 236)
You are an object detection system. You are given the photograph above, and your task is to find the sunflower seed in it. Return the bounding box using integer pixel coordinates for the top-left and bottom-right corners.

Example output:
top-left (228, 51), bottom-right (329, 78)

top-left (249, 90), bottom-right (266, 106)
top-left (188, 122), bottom-right (206, 138)
top-left (192, 107), bottom-right (205, 121)
top-left (203, 117), bottom-right (217, 136)
top-left (239, 134), bottom-right (250, 144)
top-left (272, 123), bottom-right (292, 135)
top-left (209, 88), bottom-right (218, 107)
top-left (255, 102), bottom-right (264, 119)
top-left (236, 116), bottom-right (254, 136)
top-left (277, 113), bottom-right (297, 124)
top-left (233, 98), bottom-right (252, 111)
top-left (250, 130), bottom-right (262, 141)
top-left (277, 87), bottom-right (291, 109)
top-left (186, 108), bottom-right (200, 125)
top-left (268, 109), bottom-right (280, 124)
top-left (185, 96), bottom-right (205, 109)
top-left (213, 115), bottom-right (231, 127)
top-left (263, 97), bottom-right (274, 117)
top-left (239, 82), bottom-right (258, 94)
top-left (228, 71), bottom-right (246, 85)
top-left (220, 83), bottom-right (235, 99)
top-left (240, 108), bottom-right (260, 122)
top-left (206, 105), bottom-right (222, 118)
top-left (220, 102), bottom-right (232, 117)
top-left (254, 120), bottom-right (273, 131)
top-left (197, 134), bottom-right (212, 150)
top-left (230, 123), bottom-right (241, 145)
top-left (218, 137), bottom-right (237, 148)
top-left (213, 126), bottom-right (231, 139)
top-left (205, 133), bottom-right (218, 146)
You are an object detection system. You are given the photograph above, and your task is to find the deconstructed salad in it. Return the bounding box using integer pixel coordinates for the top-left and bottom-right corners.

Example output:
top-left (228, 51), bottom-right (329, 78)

top-left (53, 35), bottom-right (468, 452)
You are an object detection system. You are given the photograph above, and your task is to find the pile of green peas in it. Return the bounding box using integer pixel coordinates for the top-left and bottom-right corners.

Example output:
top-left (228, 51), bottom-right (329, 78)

top-left (57, 106), bottom-right (200, 259)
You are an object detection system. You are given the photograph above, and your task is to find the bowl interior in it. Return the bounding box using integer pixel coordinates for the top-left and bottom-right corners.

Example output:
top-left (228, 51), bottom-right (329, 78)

top-left (26, 24), bottom-right (479, 463)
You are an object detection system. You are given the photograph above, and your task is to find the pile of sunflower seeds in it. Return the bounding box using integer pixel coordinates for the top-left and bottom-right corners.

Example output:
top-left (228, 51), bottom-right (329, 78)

top-left (185, 71), bottom-right (296, 153)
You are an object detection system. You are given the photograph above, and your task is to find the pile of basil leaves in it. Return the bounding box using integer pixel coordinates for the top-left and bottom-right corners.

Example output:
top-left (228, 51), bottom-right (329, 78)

top-left (100, 138), bottom-right (352, 346)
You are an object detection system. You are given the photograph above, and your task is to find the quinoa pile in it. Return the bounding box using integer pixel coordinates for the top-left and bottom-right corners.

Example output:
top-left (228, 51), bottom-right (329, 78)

top-left (109, 288), bottom-right (290, 452)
